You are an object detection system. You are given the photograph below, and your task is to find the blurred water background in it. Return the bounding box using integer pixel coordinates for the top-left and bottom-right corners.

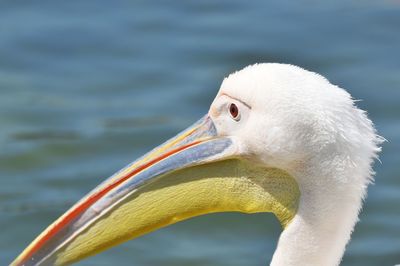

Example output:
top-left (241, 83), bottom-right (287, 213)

top-left (1, 1), bottom-right (399, 265)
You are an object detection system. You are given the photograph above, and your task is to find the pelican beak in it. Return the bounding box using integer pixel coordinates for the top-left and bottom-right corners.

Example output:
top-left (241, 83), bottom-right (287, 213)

top-left (12, 115), bottom-right (300, 266)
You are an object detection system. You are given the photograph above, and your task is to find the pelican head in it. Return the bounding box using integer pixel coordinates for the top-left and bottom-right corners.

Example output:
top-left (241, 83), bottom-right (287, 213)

top-left (12, 63), bottom-right (382, 266)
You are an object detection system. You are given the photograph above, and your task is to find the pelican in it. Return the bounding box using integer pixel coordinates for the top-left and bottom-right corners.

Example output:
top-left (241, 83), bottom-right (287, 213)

top-left (12, 63), bottom-right (382, 266)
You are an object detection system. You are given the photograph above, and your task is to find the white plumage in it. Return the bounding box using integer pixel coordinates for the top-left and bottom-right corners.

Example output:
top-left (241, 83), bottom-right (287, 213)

top-left (210, 63), bottom-right (383, 265)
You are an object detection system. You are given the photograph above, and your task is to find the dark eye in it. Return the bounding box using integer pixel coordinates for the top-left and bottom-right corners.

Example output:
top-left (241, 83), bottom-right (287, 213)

top-left (229, 103), bottom-right (240, 120)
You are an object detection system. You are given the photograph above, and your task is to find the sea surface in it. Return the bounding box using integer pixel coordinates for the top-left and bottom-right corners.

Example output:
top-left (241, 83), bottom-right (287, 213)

top-left (1, 1), bottom-right (399, 265)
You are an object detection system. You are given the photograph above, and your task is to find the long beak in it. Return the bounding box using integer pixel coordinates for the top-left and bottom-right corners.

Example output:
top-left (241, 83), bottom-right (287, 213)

top-left (12, 115), bottom-right (300, 266)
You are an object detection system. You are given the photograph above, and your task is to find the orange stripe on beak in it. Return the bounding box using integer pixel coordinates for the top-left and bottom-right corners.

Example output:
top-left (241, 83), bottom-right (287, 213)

top-left (17, 139), bottom-right (203, 265)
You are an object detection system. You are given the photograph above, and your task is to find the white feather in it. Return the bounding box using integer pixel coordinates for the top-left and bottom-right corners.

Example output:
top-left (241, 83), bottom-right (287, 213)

top-left (213, 63), bottom-right (383, 266)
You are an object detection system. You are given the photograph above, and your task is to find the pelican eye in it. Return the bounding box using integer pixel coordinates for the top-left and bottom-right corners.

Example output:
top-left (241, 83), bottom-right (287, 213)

top-left (229, 103), bottom-right (240, 121)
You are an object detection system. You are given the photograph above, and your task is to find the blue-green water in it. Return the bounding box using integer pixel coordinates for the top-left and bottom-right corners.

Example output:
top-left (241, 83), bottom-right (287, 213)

top-left (1, 1), bottom-right (399, 265)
